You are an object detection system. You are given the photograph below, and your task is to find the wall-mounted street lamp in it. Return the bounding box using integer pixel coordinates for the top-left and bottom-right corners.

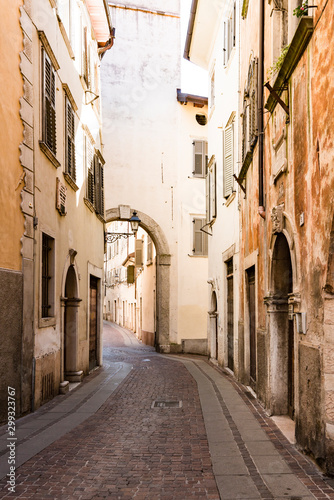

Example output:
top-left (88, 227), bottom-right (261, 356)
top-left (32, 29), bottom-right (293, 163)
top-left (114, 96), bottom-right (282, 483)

top-left (105, 211), bottom-right (141, 244)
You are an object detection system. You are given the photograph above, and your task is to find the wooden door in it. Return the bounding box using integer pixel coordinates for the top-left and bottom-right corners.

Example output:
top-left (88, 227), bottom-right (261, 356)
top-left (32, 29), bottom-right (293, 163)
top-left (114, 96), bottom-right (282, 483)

top-left (227, 259), bottom-right (234, 370)
top-left (288, 319), bottom-right (295, 419)
top-left (89, 276), bottom-right (98, 370)
top-left (248, 267), bottom-right (256, 384)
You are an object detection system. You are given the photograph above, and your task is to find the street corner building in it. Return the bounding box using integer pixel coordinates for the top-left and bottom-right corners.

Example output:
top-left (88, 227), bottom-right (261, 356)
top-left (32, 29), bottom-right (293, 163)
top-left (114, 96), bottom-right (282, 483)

top-left (0, 0), bottom-right (114, 421)
top-left (185, 0), bottom-right (334, 475)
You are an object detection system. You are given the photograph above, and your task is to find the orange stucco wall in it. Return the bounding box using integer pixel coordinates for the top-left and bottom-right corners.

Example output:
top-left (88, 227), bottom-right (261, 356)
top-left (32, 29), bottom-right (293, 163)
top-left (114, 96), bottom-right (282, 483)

top-left (0, 1), bottom-right (24, 271)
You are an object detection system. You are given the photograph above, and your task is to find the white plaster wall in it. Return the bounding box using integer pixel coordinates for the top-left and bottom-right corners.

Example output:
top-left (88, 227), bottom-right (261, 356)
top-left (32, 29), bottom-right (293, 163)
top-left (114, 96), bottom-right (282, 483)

top-left (31, 0), bottom-right (105, 373)
top-left (101, 2), bottom-right (208, 347)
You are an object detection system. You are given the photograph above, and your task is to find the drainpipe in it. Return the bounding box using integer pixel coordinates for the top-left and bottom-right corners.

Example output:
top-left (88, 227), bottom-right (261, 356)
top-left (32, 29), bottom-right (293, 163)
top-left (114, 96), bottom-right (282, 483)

top-left (258, 0), bottom-right (265, 219)
top-left (98, 0), bottom-right (116, 58)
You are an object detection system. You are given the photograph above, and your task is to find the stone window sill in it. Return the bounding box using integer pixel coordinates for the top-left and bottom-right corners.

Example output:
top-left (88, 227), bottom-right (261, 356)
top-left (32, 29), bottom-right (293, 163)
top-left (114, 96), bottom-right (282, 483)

top-left (39, 141), bottom-right (61, 168)
top-left (64, 172), bottom-right (79, 191)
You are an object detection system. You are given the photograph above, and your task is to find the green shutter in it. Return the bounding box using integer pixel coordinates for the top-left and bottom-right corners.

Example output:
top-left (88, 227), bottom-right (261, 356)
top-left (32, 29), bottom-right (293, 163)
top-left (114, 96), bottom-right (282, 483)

top-left (127, 266), bottom-right (135, 284)
top-left (44, 51), bottom-right (57, 154)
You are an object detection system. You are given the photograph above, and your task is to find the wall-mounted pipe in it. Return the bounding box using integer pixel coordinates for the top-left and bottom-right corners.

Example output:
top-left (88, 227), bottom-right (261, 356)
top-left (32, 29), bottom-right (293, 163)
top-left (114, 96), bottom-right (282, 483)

top-left (258, 0), bottom-right (265, 218)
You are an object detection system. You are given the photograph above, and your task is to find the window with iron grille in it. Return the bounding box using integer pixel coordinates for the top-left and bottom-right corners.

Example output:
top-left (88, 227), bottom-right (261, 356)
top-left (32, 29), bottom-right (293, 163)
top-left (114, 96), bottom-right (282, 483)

top-left (193, 218), bottom-right (208, 256)
top-left (42, 50), bottom-right (57, 155)
top-left (65, 96), bottom-right (76, 181)
top-left (223, 2), bottom-right (236, 66)
top-left (193, 140), bottom-right (208, 177)
top-left (42, 233), bottom-right (54, 318)
top-left (242, 58), bottom-right (258, 169)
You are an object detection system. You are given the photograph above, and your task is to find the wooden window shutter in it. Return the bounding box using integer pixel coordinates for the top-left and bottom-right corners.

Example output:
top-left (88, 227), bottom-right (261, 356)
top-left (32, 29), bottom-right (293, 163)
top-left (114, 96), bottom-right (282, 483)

top-left (193, 141), bottom-right (206, 176)
top-left (83, 26), bottom-right (89, 85)
top-left (193, 219), bottom-right (207, 255)
top-left (250, 58), bottom-right (258, 144)
top-left (65, 97), bottom-right (76, 181)
top-left (86, 138), bottom-right (94, 205)
top-left (223, 21), bottom-right (227, 65)
top-left (135, 239), bottom-right (144, 267)
top-left (206, 172), bottom-right (210, 224)
top-left (224, 124), bottom-right (234, 198)
top-left (94, 154), bottom-right (100, 213)
top-left (210, 162), bottom-right (217, 218)
top-left (43, 51), bottom-right (57, 154)
top-left (127, 265), bottom-right (135, 284)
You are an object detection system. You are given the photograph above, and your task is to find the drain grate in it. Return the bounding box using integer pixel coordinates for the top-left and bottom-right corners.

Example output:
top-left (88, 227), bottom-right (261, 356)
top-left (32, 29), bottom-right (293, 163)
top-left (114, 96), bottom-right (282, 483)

top-left (151, 400), bottom-right (182, 409)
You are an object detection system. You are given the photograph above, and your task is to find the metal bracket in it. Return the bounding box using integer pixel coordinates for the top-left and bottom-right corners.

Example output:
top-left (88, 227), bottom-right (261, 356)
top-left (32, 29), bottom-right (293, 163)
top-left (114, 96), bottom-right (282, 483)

top-left (233, 174), bottom-right (246, 194)
top-left (264, 82), bottom-right (289, 117)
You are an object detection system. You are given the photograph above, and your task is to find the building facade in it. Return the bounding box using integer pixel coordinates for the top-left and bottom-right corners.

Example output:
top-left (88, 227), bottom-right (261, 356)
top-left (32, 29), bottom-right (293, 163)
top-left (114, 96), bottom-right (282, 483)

top-left (184, 0), bottom-right (241, 372)
top-left (185, 0), bottom-right (334, 473)
top-left (101, 0), bottom-right (209, 355)
top-left (1, 0), bottom-right (113, 420)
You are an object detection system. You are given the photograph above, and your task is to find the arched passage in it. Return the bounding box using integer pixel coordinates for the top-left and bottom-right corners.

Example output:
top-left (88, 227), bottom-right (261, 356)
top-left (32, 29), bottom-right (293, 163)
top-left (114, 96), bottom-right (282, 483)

top-left (105, 207), bottom-right (171, 351)
top-left (267, 232), bottom-right (294, 416)
top-left (61, 252), bottom-right (82, 383)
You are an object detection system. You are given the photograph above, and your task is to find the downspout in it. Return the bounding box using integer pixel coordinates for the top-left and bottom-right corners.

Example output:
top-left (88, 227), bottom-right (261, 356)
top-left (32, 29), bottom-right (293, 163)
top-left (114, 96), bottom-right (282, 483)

top-left (98, 0), bottom-right (116, 58)
top-left (258, 0), bottom-right (265, 218)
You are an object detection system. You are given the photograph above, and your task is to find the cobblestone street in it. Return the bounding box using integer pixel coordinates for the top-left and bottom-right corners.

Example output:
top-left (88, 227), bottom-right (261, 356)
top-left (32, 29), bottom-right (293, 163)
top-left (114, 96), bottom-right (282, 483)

top-left (1, 322), bottom-right (334, 499)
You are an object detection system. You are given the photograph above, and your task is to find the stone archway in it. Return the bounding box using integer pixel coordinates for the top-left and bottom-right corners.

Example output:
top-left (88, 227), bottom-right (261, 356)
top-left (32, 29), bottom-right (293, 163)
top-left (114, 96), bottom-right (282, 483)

top-left (105, 206), bottom-right (171, 352)
top-left (60, 251), bottom-right (82, 386)
top-left (265, 207), bottom-right (300, 417)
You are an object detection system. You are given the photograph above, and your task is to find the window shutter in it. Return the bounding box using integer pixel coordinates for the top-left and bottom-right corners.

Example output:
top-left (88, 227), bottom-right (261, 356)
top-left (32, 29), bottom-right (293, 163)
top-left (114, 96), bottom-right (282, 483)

top-left (210, 162), bottom-right (217, 218)
top-left (193, 141), bottom-right (203, 176)
top-left (224, 124), bottom-right (234, 198)
top-left (206, 172), bottom-right (210, 224)
top-left (135, 239), bottom-right (144, 267)
top-left (94, 154), bottom-right (100, 213)
top-left (65, 97), bottom-right (76, 180)
top-left (127, 265), bottom-right (135, 284)
top-left (250, 58), bottom-right (258, 143)
top-left (83, 26), bottom-right (89, 85)
top-left (44, 51), bottom-right (57, 154)
top-left (232, 2), bottom-right (236, 49)
top-left (193, 219), bottom-right (203, 255)
top-left (86, 138), bottom-right (94, 205)
top-left (100, 163), bottom-right (104, 216)
top-left (223, 21), bottom-right (227, 65)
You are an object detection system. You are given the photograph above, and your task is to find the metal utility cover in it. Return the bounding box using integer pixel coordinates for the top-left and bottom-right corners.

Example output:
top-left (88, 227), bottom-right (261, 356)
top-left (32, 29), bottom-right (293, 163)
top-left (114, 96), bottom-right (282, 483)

top-left (151, 400), bottom-right (182, 408)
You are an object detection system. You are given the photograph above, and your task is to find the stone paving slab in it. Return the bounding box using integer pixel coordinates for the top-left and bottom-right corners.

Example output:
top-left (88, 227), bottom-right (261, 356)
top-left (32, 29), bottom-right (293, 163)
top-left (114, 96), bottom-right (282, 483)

top-left (1, 323), bottom-right (334, 499)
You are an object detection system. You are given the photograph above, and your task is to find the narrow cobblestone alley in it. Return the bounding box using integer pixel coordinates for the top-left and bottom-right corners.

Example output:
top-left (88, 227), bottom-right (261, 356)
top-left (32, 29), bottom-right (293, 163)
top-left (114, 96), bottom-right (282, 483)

top-left (1, 322), bottom-right (334, 499)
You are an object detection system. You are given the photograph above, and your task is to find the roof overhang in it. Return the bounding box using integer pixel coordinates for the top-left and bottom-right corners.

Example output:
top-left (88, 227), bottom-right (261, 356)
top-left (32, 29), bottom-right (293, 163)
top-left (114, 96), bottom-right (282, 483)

top-left (184, 0), bottom-right (227, 69)
top-left (176, 88), bottom-right (208, 108)
top-left (86, 0), bottom-right (114, 49)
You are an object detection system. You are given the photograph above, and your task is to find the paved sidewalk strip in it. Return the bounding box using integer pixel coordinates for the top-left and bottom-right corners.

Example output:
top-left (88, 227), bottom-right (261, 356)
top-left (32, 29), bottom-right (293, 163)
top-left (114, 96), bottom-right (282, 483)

top-left (0, 362), bottom-right (132, 480)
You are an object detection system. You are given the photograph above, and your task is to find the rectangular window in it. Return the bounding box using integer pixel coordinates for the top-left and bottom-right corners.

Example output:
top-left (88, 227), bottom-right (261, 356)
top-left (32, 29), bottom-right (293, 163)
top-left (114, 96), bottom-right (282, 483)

top-left (223, 2), bottom-right (236, 65)
top-left (193, 140), bottom-right (208, 177)
top-left (193, 218), bottom-right (208, 256)
top-left (42, 50), bottom-right (57, 155)
top-left (41, 233), bottom-right (55, 318)
top-left (65, 96), bottom-right (76, 181)
top-left (223, 122), bottom-right (234, 198)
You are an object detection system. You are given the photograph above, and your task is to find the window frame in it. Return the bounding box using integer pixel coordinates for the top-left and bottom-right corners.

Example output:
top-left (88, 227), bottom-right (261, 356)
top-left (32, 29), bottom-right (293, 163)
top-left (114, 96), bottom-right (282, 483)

top-left (40, 231), bottom-right (56, 327)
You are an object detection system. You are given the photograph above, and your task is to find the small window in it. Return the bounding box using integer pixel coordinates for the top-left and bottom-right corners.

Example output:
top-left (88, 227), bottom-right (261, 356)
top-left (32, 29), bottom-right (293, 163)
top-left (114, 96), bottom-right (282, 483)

top-left (41, 233), bottom-right (55, 318)
top-left (42, 50), bottom-right (57, 155)
top-left (193, 218), bottom-right (208, 256)
top-left (193, 140), bottom-right (208, 177)
top-left (223, 2), bottom-right (236, 66)
top-left (196, 114), bottom-right (207, 126)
